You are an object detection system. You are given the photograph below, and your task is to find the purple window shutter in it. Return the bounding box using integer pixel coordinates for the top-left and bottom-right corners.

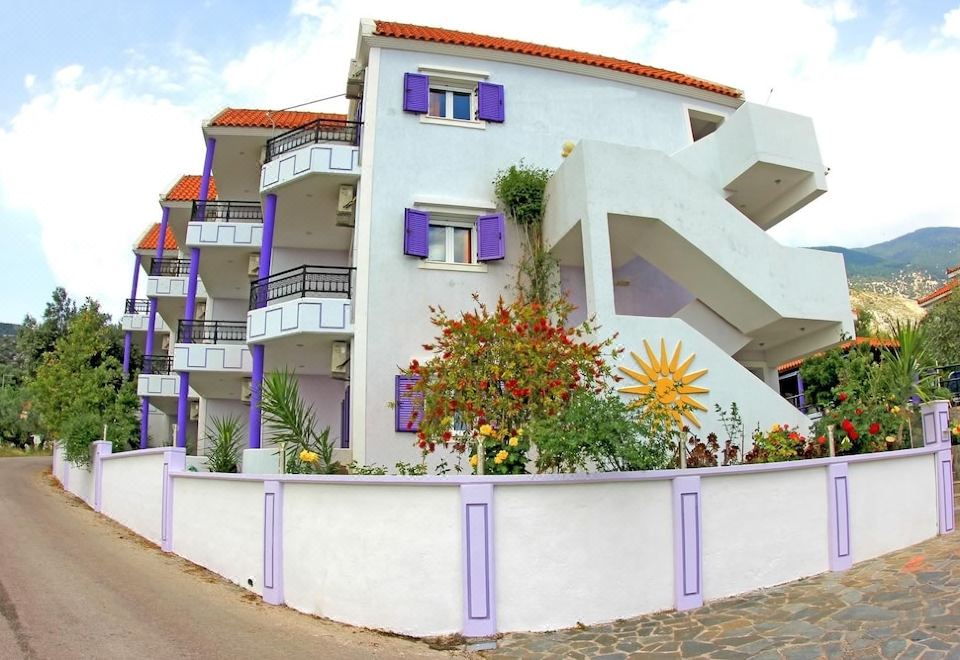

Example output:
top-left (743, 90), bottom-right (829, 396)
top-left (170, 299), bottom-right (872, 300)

top-left (403, 73), bottom-right (429, 113)
top-left (340, 385), bottom-right (350, 449)
top-left (395, 375), bottom-right (423, 432)
top-left (476, 213), bottom-right (506, 261)
top-left (476, 82), bottom-right (505, 122)
top-left (404, 208), bottom-right (430, 258)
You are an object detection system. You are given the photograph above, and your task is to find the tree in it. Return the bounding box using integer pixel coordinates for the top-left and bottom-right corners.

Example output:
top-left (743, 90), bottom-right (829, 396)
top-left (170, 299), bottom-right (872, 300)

top-left (402, 295), bottom-right (621, 473)
top-left (15, 287), bottom-right (77, 379)
top-left (30, 300), bottom-right (136, 464)
top-left (853, 307), bottom-right (876, 338)
top-left (922, 294), bottom-right (960, 366)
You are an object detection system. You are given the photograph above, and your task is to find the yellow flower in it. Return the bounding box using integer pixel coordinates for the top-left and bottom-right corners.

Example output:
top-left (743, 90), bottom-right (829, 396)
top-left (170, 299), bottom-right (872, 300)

top-left (891, 405), bottom-right (901, 415)
top-left (441, 416), bottom-right (453, 427)
top-left (299, 450), bottom-right (319, 463)
top-left (509, 436), bottom-right (519, 447)
top-left (469, 454), bottom-right (479, 467)
top-left (517, 428), bottom-right (524, 436)
top-left (479, 424), bottom-right (494, 436)
top-left (770, 423), bottom-right (781, 433)
top-left (494, 450), bottom-right (509, 464)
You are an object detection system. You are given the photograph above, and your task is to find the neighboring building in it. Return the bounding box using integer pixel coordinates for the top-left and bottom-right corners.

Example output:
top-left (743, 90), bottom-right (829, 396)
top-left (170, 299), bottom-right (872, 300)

top-left (121, 19), bottom-right (853, 468)
top-left (917, 264), bottom-right (959, 309)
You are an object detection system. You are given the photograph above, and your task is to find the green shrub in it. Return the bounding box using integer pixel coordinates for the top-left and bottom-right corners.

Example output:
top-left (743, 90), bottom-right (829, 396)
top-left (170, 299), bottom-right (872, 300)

top-left (204, 415), bottom-right (243, 473)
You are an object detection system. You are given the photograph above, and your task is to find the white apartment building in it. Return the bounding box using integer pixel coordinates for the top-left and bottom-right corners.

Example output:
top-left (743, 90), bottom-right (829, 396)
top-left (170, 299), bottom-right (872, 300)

top-left (121, 19), bottom-right (852, 468)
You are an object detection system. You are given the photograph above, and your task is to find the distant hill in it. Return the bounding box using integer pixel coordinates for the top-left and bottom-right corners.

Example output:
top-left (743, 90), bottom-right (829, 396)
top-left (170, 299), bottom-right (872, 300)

top-left (811, 227), bottom-right (960, 299)
top-left (0, 323), bottom-right (18, 337)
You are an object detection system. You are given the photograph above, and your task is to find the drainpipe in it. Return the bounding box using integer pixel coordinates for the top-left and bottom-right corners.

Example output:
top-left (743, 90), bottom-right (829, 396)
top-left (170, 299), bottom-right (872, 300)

top-left (248, 193), bottom-right (277, 449)
top-left (176, 137), bottom-right (215, 449)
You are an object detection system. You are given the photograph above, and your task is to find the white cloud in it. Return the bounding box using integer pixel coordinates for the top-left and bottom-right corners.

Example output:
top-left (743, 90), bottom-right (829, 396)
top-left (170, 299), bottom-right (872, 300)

top-left (23, 74), bottom-right (35, 90)
top-left (943, 6), bottom-right (960, 38)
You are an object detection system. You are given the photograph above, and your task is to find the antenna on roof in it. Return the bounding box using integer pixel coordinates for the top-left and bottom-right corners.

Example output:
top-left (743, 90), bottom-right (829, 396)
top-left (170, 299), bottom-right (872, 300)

top-left (265, 93), bottom-right (348, 132)
top-left (765, 88), bottom-right (774, 105)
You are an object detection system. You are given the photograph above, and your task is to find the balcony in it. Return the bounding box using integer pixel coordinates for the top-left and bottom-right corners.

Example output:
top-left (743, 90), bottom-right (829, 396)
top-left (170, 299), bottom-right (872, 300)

top-left (265, 118), bottom-right (361, 162)
top-left (140, 355), bottom-right (173, 375)
top-left (150, 258), bottom-right (192, 277)
top-left (247, 266), bottom-right (353, 362)
top-left (185, 201), bottom-right (264, 298)
top-left (191, 200), bottom-right (263, 223)
top-left (125, 298), bottom-right (151, 314)
top-left (261, 119), bottom-right (361, 194)
top-left (177, 320), bottom-right (247, 344)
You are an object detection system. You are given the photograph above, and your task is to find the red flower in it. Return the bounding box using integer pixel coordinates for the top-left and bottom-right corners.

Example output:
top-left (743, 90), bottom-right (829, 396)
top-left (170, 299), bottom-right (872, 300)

top-left (817, 436), bottom-right (826, 445)
top-left (417, 440), bottom-right (427, 449)
top-left (855, 408), bottom-right (863, 416)
top-left (841, 419), bottom-right (854, 431)
top-left (869, 422), bottom-right (881, 435)
top-left (839, 392), bottom-right (848, 402)
top-left (442, 431), bottom-right (453, 441)
top-left (848, 430), bottom-right (860, 441)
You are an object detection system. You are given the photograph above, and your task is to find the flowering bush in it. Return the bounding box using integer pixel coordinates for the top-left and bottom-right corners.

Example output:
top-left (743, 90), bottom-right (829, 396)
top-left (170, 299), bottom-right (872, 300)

top-left (815, 390), bottom-right (904, 454)
top-left (402, 294), bottom-right (621, 474)
top-left (952, 423), bottom-right (960, 446)
top-left (745, 423), bottom-right (813, 463)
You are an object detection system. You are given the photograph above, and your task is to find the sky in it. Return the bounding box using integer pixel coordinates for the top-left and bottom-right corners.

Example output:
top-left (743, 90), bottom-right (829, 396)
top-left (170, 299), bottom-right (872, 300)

top-left (1, 0), bottom-right (959, 322)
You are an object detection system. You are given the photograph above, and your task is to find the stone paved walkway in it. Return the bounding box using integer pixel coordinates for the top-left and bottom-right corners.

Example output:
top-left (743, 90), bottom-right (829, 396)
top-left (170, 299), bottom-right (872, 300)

top-left (486, 491), bottom-right (960, 659)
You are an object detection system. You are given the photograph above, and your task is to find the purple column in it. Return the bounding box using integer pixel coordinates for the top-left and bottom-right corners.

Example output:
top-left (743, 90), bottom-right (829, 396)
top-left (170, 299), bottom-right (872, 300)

top-left (139, 398), bottom-right (151, 449)
top-left (248, 193), bottom-right (277, 449)
top-left (140, 297), bottom-right (160, 449)
top-left (826, 463), bottom-right (852, 570)
top-left (672, 475), bottom-right (703, 610)
top-left (262, 480), bottom-right (284, 604)
top-left (175, 138), bottom-right (215, 449)
top-left (461, 483), bottom-right (496, 637)
top-left (122, 332), bottom-right (133, 374)
top-left (156, 206), bottom-right (170, 261)
top-left (122, 254), bottom-right (142, 375)
top-left (130, 253), bottom-right (142, 300)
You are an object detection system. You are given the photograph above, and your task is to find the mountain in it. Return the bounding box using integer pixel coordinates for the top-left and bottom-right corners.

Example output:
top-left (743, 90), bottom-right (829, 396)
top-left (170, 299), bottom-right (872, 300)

top-left (810, 227), bottom-right (960, 299)
top-left (0, 323), bottom-right (18, 337)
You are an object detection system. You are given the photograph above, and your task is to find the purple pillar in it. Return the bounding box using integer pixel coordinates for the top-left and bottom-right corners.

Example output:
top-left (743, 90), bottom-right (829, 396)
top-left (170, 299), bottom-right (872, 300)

top-left (122, 332), bottom-right (133, 374)
top-left (175, 138), bottom-right (215, 449)
top-left (673, 475), bottom-right (703, 610)
top-left (247, 193), bottom-right (277, 449)
top-left (122, 254), bottom-right (143, 375)
top-left (826, 462), bottom-right (852, 570)
top-left (461, 483), bottom-right (496, 637)
top-left (156, 206), bottom-right (170, 261)
top-left (139, 398), bottom-right (151, 449)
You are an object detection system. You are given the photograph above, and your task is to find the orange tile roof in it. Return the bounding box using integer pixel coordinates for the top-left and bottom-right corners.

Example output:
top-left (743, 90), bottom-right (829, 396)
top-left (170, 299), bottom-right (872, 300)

top-left (778, 337), bottom-right (900, 373)
top-left (917, 279), bottom-right (958, 306)
top-left (208, 108), bottom-right (347, 129)
top-left (373, 20), bottom-right (742, 98)
top-left (137, 223), bottom-right (178, 251)
top-left (164, 175), bottom-right (217, 201)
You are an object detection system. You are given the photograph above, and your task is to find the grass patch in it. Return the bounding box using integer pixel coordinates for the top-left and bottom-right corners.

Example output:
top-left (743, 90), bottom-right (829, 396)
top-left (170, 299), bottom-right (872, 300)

top-left (0, 444), bottom-right (52, 458)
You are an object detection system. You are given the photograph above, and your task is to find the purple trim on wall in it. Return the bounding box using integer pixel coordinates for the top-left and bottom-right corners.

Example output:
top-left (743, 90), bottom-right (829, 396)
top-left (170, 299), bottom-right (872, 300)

top-left (122, 331), bottom-right (132, 374)
top-left (175, 373), bottom-right (190, 448)
top-left (156, 206), bottom-right (170, 260)
top-left (248, 344), bottom-right (264, 449)
top-left (936, 449), bottom-right (955, 534)
top-left (826, 462), bottom-right (852, 570)
top-left (461, 483), bottom-right (496, 637)
top-left (91, 440), bottom-right (112, 512)
top-left (139, 397), bottom-right (151, 449)
top-left (161, 448), bottom-right (186, 552)
top-left (262, 480), bottom-right (284, 605)
top-left (920, 400), bottom-right (951, 447)
top-left (672, 476), bottom-right (702, 610)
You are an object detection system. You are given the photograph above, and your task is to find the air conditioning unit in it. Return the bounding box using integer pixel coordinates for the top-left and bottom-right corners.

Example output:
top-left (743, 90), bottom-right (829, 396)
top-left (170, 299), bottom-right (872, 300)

top-left (189, 401), bottom-right (200, 421)
top-left (331, 341), bottom-right (349, 377)
top-left (335, 184), bottom-right (356, 227)
top-left (345, 59), bottom-right (364, 99)
top-left (161, 335), bottom-right (171, 352)
top-left (240, 378), bottom-right (253, 404)
top-left (248, 253), bottom-right (260, 278)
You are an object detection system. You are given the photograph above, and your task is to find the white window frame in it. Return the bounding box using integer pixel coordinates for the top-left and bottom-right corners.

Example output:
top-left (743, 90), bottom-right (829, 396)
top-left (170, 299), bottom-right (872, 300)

top-left (427, 216), bottom-right (476, 265)
top-left (428, 85), bottom-right (475, 121)
top-left (418, 66), bottom-right (488, 130)
top-left (414, 198), bottom-right (494, 273)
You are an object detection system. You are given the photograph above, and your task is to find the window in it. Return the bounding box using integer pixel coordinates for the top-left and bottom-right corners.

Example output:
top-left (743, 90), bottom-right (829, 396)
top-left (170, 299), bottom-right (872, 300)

top-left (404, 208), bottom-right (505, 263)
top-left (403, 73), bottom-right (504, 123)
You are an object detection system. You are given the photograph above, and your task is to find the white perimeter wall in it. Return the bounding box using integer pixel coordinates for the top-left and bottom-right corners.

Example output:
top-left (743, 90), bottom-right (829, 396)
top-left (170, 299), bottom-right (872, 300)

top-left (283, 482), bottom-right (462, 636)
top-left (99, 452), bottom-right (167, 544)
top-left (171, 478), bottom-right (264, 593)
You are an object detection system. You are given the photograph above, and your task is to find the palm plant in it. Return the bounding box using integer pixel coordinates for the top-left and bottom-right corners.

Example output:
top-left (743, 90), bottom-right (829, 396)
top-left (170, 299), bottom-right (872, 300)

top-left (259, 369), bottom-right (339, 474)
top-left (879, 320), bottom-right (937, 446)
top-left (204, 414), bottom-right (243, 473)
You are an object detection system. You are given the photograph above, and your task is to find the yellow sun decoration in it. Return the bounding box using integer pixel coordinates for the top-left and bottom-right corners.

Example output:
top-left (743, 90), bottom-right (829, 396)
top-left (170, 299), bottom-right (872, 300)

top-left (618, 339), bottom-right (709, 428)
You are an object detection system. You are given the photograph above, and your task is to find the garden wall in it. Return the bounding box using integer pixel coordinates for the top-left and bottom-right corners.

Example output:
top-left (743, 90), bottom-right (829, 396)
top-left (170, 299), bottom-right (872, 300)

top-left (50, 402), bottom-right (955, 638)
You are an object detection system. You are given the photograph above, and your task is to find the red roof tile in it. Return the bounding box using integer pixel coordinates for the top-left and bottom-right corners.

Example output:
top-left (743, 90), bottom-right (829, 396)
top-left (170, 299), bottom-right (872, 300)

top-left (209, 108), bottom-right (347, 129)
top-left (373, 20), bottom-right (742, 98)
top-left (917, 279), bottom-right (958, 306)
top-left (778, 337), bottom-right (900, 373)
top-left (137, 223), bottom-right (178, 251)
top-left (164, 175), bottom-right (217, 201)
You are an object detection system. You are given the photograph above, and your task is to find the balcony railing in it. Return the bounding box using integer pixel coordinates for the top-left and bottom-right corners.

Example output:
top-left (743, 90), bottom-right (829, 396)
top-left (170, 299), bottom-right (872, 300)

top-left (177, 320), bottom-right (247, 344)
top-left (190, 200), bottom-right (263, 223)
top-left (125, 298), bottom-right (150, 314)
top-left (249, 265), bottom-right (355, 310)
top-left (141, 355), bottom-right (173, 375)
top-left (265, 119), bottom-right (361, 163)
top-left (150, 258), bottom-right (192, 277)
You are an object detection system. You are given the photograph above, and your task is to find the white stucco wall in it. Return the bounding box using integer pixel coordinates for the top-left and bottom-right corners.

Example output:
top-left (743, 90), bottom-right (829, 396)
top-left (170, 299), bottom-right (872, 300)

top-left (64, 461), bottom-right (94, 505)
top-left (495, 481), bottom-right (674, 631)
top-left (171, 477), bottom-right (264, 593)
top-left (200, 398), bottom-right (252, 453)
top-left (186, 221), bottom-right (263, 249)
top-left (270, 248), bottom-right (349, 274)
top-left (282, 482), bottom-right (462, 635)
top-left (208, 296), bottom-right (249, 323)
top-left (99, 451), bottom-right (168, 544)
top-left (700, 468), bottom-right (829, 600)
top-left (848, 455), bottom-right (939, 562)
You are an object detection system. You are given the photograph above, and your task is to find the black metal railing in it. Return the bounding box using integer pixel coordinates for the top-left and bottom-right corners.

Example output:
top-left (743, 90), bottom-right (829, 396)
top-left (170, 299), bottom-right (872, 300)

top-left (249, 265), bottom-right (354, 310)
top-left (177, 320), bottom-right (247, 344)
top-left (125, 298), bottom-right (150, 314)
top-left (190, 200), bottom-right (263, 223)
top-left (265, 119), bottom-right (361, 162)
top-left (140, 355), bottom-right (173, 375)
top-left (783, 393), bottom-right (820, 416)
top-left (150, 258), bottom-right (192, 277)
top-left (927, 364), bottom-right (960, 402)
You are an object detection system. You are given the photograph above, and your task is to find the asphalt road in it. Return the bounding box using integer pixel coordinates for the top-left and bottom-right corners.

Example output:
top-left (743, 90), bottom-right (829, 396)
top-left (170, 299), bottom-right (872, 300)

top-left (0, 457), bottom-right (460, 660)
